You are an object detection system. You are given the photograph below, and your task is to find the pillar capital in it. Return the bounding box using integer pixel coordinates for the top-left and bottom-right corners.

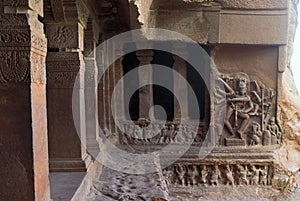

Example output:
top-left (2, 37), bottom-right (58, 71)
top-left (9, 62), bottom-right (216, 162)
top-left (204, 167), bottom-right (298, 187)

top-left (136, 49), bottom-right (154, 65)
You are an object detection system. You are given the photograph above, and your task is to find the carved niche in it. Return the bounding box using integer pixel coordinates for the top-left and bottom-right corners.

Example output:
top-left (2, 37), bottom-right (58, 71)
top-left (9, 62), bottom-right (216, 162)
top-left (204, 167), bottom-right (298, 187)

top-left (214, 72), bottom-right (282, 147)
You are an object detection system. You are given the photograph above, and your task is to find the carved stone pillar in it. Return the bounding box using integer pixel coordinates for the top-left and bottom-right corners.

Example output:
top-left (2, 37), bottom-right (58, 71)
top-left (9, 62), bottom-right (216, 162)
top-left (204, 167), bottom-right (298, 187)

top-left (84, 19), bottom-right (100, 158)
top-left (109, 47), bottom-right (116, 133)
top-left (114, 46), bottom-right (125, 122)
top-left (0, 1), bottom-right (50, 200)
top-left (97, 47), bottom-right (106, 131)
top-left (46, 51), bottom-right (90, 172)
top-left (173, 43), bottom-right (189, 120)
top-left (104, 52), bottom-right (111, 132)
top-left (136, 49), bottom-right (154, 121)
top-left (45, 0), bottom-right (91, 171)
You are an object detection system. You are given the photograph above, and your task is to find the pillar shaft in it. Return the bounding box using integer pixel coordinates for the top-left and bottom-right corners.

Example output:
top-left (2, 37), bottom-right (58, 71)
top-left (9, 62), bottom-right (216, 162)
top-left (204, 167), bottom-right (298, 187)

top-left (173, 44), bottom-right (189, 120)
top-left (113, 46), bottom-right (125, 122)
top-left (136, 49), bottom-right (154, 121)
top-left (97, 47), bottom-right (106, 131)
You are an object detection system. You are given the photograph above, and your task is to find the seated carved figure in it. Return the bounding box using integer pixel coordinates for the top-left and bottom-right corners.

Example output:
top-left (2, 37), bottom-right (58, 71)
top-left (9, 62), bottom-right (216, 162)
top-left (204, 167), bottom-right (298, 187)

top-left (225, 75), bottom-right (253, 140)
top-left (249, 122), bottom-right (262, 146)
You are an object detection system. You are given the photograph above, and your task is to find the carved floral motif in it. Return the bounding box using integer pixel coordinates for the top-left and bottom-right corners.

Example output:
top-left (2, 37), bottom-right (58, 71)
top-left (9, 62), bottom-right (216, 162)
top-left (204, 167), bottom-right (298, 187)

top-left (0, 51), bottom-right (30, 82)
top-left (0, 30), bottom-right (30, 45)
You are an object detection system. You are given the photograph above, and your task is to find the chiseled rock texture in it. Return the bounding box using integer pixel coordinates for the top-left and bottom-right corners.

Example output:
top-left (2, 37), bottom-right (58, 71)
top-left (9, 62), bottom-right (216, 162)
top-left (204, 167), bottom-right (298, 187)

top-left (276, 0), bottom-right (300, 184)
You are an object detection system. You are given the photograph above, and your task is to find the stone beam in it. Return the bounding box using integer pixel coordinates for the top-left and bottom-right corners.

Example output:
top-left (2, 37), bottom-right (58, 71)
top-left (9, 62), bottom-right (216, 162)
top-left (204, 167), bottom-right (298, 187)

top-left (219, 10), bottom-right (289, 45)
top-left (150, 0), bottom-right (288, 10)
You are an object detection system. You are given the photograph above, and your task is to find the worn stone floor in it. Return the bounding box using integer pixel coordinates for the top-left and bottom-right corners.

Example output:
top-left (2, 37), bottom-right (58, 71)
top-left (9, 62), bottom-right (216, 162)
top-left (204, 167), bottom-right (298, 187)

top-left (85, 166), bottom-right (169, 201)
top-left (50, 172), bottom-right (86, 201)
top-left (83, 167), bottom-right (300, 201)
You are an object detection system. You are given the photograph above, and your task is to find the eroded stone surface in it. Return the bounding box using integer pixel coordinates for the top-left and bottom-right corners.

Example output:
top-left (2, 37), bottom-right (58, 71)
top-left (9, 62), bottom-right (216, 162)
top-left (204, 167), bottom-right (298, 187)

top-left (86, 167), bottom-right (168, 201)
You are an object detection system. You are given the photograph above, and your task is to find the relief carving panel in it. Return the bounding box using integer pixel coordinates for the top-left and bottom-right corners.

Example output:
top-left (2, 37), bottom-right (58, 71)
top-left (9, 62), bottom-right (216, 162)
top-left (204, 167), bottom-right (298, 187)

top-left (46, 24), bottom-right (78, 49)
top-left (163, 163), bottom-right (275, 187)
top-left (0, 30), bottom-right (31, 46)
top-left (0, 14), bottom-right (28, 26)
top-left (215, 72), bottom-right (282, 147)
top-left (119, 121), bottom-right (208, 146)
